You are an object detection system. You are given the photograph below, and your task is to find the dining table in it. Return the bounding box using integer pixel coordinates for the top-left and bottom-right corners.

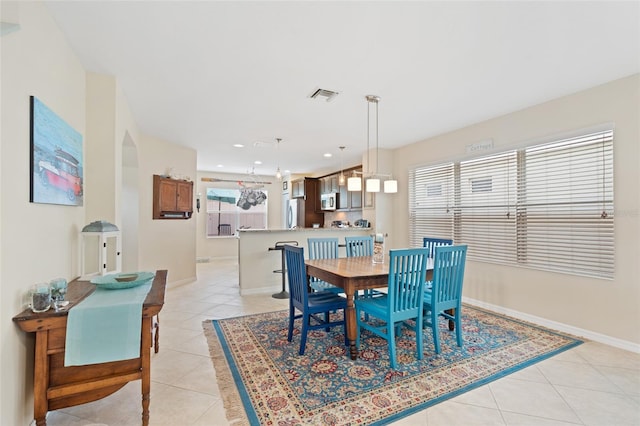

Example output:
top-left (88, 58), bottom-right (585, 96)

top-left (305, 255), bottom-right (445, 360)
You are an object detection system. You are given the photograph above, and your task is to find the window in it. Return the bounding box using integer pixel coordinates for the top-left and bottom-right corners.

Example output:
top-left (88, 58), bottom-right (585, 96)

top-left (206, 188), bottom-right (268, 236)
top-left (409, 129), bottom-right (614, 278)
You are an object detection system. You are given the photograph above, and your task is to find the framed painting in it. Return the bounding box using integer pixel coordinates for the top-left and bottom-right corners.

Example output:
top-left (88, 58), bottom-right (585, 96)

top-left (30, 96), bottom-right (83, 206)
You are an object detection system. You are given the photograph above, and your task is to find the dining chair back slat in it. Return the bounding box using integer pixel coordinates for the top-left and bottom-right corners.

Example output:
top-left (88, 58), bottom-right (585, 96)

top-left (308, 237), bottom-right (339, 259)
top-left (307, 238), bottom-right (342, 293)
top-left (344, 236), bottom-right (374, 257)
top-left (422, 237), bottom-right (453, 258)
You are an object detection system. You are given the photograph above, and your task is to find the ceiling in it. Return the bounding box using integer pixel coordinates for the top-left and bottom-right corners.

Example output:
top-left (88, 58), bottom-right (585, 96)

top-left (44, 1), bottom-right (639, 178)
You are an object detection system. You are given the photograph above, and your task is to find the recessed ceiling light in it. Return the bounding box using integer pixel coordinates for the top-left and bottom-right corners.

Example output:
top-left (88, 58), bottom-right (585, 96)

top-left (324, 153), bottom-right (332, 158)
top-left (254, 160), bottom-right (262, 165)
top-left (233, 144), bottom-right (244, 148)
top-left (217, 164), bottom-right (224, 168)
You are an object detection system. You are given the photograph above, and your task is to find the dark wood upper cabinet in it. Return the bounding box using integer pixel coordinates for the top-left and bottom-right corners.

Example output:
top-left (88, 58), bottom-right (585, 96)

top-left (153, 175), bottom-right (193, 219)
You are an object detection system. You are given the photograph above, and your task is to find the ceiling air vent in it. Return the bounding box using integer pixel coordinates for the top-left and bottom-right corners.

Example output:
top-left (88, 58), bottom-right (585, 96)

top-left (308, 88), bottom-right (339, 102)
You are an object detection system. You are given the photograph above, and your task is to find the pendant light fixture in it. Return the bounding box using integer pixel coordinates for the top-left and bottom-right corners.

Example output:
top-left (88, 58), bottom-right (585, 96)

top-left (274, 138), bottom-right (282, 180)
top-left (338, 146), bottom-right (346, 186)
top-left (347, 170), bottom-right (361, 191)
top-left (362, 95), bottom-right (398, 194)
top-left (365, 95), bottom-right (381, 193)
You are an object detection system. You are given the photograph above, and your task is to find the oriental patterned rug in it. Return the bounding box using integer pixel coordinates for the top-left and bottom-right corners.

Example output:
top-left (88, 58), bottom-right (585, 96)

top-left (203, 306), bottom-right (582, 426)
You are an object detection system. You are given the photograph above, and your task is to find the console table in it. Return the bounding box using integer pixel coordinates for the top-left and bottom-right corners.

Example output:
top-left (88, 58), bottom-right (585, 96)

top-left (13, 270), bottom-right (167, 426)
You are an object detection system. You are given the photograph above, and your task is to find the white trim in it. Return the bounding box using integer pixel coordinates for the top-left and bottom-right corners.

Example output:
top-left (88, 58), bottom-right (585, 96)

top-left (464, 297), bottom-right (640, 354)
top-left (166, 276), bottom-right (198, 290)
top-left (240, 285), bottom-right (281, 296)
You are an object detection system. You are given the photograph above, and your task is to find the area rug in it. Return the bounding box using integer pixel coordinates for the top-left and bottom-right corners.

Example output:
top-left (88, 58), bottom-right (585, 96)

top-left (203, 306), bottom-right (582, 426)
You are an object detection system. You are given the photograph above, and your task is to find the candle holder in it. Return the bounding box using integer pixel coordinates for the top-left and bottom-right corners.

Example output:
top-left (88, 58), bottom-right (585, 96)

top-left (372, 233), bottom-right (385, 264)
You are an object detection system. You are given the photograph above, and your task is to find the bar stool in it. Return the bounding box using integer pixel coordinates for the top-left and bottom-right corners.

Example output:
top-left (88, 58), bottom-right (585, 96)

top-left (268, 241), bottom-right (298, 299)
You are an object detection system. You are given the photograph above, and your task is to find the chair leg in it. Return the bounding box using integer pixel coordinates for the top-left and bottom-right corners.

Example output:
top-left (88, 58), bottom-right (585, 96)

top-left (299, 313), bottom-right (310, 355)
top-left (415, 316), bottom-right (423, 361)
top-left (287, 305), bottom-right (295, 343)
top-left (455, 309), bottom-right (463, 348)
top-left (388, 325), bottom-right (397, 369)
top-left (343, 324), bottom-right (348, 348)
top-left (432, 310), bottom-right (441, 354)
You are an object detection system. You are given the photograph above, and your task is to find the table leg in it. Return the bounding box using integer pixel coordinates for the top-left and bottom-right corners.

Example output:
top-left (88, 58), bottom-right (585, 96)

top-left (345, 290), bottom-right (358, 360)
top-left (141, 316), bottom-right (151, 426)
top-left (34, 331), bottom-right (49, 426)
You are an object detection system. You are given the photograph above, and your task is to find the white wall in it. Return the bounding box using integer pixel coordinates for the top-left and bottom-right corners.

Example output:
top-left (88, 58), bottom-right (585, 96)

top-left (138, 134), bottom-right (197, 283)
top-left (1, 3), bottom-right (86, 424)
top-left (391, 74), bottom-right (640, 348)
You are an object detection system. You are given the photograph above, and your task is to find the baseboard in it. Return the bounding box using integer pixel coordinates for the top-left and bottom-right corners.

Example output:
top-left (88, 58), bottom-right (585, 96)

top-left (240, 286), bottom-right (281, 297)
top-left (464, 297), bottom-right (640, 354)
top-left (196, 255), bottom-right (238, 263)
top-left (166, 275), bottom-right (198, 289)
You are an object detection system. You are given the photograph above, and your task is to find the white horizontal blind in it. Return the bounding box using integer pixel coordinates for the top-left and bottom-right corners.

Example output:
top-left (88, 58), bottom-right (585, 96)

top-left (408, 163), bottom-right (454, 248)
top-left (456, 152), bottom-right (518, 263)
top-left (517, 131), bottom-right (614, 278)
top-left (409, 128), bottom-right (614, 279)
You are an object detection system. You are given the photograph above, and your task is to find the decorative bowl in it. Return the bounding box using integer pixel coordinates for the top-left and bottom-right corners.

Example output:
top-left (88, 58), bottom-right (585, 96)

top-left (91, 272), bottom-right (155, 290)
top-left (115, 274), bottom-right (138, 282)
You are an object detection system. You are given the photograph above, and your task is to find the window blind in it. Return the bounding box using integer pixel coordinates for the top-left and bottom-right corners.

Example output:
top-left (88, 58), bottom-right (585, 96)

top-left (409, 128), bottom-right (614, 279)
top-left (408, 163), bottom-right (454, 248)
top-left (456, 151), bottom-right (518, 264)
top-left (516, 131), bottom-right (614, 278)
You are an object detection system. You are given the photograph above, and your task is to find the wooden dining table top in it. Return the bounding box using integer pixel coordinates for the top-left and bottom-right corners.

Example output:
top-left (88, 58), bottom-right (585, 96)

top-left (305, 256), bottom-right (390, 279)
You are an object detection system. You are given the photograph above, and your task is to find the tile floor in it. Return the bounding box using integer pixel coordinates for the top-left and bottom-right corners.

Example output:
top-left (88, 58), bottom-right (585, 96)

top-left (47, 259), bottom-right (640, 426)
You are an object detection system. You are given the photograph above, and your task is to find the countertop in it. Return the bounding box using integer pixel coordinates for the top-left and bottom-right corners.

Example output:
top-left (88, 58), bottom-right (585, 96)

top-left (238, 227), bottom-right (371, 233)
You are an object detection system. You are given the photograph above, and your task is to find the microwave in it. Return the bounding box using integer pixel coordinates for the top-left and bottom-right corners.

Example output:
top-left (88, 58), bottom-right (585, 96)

top-left (320, 193), bottom-right (337, 210)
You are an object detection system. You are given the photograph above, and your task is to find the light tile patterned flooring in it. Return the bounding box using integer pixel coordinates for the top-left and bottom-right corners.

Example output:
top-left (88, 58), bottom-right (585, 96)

top-left (47, 259), bottom-right (640, 425)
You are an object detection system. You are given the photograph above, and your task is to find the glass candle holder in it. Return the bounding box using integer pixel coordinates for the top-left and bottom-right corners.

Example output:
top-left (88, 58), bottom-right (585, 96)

top-left (29, 283), bottom-right (51, 313)
top-left (50, 278), bottom-right (68, 310)
top-left (372, 233), bottom-right (385, 264)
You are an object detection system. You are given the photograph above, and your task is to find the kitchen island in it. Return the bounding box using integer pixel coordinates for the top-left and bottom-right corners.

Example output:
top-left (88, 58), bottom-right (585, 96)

top-left (238, 227), bottom-right (371, 295)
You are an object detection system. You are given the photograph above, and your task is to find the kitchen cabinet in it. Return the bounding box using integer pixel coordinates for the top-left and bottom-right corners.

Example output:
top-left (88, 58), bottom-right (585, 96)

top-left (337, 168), bottom-right (363, 210)
top-left (291, 178), bottom-right (324, 226)
top-left (291, 179), bottom-right (306, 198)
top-left (153, 175), bottom-right (193, 219)
top-left (338, 185), bottom-right (362, 210)
top-left (321, 175), bottom-right (339, 194)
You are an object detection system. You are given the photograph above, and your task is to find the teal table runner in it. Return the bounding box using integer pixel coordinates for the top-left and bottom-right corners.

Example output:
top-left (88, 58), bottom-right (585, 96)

top-left (64, 280), bottom-right (153, 366)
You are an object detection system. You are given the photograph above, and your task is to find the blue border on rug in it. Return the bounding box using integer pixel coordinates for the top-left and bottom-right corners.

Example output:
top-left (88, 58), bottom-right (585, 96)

top-left (212, 319), bottom-right (262, 426)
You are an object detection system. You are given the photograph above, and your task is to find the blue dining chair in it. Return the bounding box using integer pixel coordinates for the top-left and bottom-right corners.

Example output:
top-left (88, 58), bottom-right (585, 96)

top-left (307, 237), bottom-right (342, 294)
top-left (355, 247), bottom-right (430, 369)
top-left (422, 237), bottom-right (453, 258)
top-left (423, 244), bottom-right (467, 354)
top-left (284, 244), bottom-right (348, 355)
top-left (345, 236), bottom-right (383, 302)
top-left (344, 235), bottom-right (374, 257)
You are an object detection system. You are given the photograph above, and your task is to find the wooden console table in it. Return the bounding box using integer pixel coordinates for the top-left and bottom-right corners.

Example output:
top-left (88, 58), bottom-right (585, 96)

top-left (13, 270), bottom-right (167, 426)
